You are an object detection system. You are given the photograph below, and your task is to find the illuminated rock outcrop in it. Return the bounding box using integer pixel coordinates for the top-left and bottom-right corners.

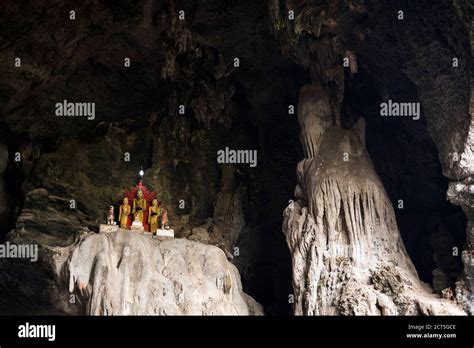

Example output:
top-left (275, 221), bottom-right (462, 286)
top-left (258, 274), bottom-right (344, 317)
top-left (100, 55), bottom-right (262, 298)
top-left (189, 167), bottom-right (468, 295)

top-left (58, 231), bottom-right (263, 315)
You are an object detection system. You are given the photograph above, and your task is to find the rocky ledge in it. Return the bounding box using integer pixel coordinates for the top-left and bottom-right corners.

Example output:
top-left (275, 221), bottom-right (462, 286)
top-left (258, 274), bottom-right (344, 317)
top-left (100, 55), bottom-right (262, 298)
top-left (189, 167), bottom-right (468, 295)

top-left (0, 231), bottom-right (263, 315)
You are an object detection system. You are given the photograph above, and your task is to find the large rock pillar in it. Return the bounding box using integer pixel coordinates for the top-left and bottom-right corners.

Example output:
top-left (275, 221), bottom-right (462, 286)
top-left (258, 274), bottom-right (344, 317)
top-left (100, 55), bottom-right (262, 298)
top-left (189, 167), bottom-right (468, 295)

top-left (283, 83), bottom-right (465, 315)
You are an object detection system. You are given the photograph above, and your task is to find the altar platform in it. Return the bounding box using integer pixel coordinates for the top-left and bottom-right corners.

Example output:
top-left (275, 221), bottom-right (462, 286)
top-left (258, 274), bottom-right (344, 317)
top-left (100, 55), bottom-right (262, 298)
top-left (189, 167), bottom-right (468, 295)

top-left (99, 224), bottom-right (174, 239)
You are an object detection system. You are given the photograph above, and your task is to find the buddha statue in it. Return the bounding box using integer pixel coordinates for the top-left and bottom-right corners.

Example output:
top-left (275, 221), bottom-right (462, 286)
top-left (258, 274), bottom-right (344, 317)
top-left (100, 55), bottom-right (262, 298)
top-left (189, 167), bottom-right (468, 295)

top-left (118, 197), bottom-right (131, 228)
top-left (148, 199), bottom-right (161, 233)
top-left (132, 189), bottom-right (147, 223)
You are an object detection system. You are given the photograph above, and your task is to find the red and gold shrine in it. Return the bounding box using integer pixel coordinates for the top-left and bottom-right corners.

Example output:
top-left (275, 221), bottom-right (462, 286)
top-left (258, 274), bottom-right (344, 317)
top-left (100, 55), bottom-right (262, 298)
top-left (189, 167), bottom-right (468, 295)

top-left (118, 182), bottom-right (160, 233)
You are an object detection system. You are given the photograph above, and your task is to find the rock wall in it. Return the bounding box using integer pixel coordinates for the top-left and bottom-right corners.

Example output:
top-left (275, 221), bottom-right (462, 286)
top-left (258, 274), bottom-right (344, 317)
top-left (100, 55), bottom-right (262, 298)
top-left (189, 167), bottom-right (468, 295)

top-left (0, 0), bottom-right (304, 313)
top-left (0, 144), bottom-right (9, 238)
top-left (445, 1), bottom-right (474, 313)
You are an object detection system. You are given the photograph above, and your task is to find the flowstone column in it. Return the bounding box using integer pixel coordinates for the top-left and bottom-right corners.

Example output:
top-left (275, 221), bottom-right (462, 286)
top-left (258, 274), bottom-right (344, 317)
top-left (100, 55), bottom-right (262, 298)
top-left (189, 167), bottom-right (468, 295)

top-left (283, 82), bottom-right (466, 315)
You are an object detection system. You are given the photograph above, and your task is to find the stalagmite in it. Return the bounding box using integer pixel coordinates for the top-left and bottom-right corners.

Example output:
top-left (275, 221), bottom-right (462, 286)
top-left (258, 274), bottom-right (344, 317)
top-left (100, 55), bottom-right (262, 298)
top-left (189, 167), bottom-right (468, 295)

top-left (283, 86), bottom-right (466, 315)
top-left (297, 84), bottom-right (332, 158)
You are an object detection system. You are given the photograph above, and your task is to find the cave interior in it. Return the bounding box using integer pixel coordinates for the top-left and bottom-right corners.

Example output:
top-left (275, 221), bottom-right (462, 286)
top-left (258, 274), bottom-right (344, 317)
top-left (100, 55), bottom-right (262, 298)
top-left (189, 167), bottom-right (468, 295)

top-left (0, 0), bottom-right (471, 315)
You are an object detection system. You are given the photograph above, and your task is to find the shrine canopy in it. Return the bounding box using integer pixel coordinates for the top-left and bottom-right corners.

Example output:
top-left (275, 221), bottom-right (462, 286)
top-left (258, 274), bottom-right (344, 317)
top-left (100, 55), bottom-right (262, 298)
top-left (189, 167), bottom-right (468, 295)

top-left (123, 181), bottom-right (158, 231)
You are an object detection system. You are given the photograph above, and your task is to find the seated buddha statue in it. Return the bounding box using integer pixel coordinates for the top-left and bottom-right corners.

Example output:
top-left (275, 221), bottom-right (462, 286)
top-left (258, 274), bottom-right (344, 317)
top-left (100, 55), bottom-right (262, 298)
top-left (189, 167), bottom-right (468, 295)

top-left (148, 199), bottom-right (161, 233)
top-left (118, 197), bottom-right (131, 228)
top-left (132, 189), bottom-right (147, 223)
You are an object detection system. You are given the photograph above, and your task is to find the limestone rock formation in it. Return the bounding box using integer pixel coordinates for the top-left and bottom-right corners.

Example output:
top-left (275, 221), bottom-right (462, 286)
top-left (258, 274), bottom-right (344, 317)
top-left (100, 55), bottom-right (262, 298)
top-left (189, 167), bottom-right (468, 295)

top-left (297, 84), bottom-right (332, 158)
top-left (0, 0), bottom-right (302, 314)
top-left (283, 125), bottom-right (465, 315)
top-left (1, 0), bottom-right (472, 317)
top-left (63, 231), bottom-right (262, 315)
top-left (271, 0), bottom-right (472, 315)
top-left (7, 231), bottom-right (262, 315)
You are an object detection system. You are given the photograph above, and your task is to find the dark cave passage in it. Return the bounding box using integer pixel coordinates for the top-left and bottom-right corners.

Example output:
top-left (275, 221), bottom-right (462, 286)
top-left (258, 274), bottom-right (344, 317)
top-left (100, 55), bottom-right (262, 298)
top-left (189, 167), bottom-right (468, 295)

top-left (221, 61), bottom-right (310, 315)
top-left (0, 132), bottom-right (36, 243)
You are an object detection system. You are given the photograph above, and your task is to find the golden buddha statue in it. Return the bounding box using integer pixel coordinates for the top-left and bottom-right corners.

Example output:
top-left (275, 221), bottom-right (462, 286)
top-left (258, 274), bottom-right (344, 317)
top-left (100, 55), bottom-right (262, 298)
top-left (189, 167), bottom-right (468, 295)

top-left (148, 199), bottom-right (161, 233)
top-left (132, 189), bottom-right (147, 223)
top-left (118, 197), bottom-right (131, 228)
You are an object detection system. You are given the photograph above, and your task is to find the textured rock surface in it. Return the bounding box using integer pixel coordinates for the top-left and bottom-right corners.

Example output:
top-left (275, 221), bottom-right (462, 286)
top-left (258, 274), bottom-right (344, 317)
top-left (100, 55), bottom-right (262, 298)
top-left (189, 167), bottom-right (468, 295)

top-left (2, 231), bottom-right (262, 315)
top-left (62, 231), bottom-right (263, 315)
top-left (0, 144), bottom-right (9, 238)
top-left (0, 0), bottom-right (304, 314)
top-left (284, 125), bottom-right (465, 315)
top-left (0, 0), bottom-right (472, 316)
top-left (271, 0), bottom-right (472, 315)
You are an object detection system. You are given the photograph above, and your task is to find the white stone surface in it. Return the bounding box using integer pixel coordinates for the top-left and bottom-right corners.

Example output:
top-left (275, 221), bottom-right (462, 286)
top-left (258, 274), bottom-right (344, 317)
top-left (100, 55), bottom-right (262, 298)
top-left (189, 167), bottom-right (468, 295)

top-left (131, 220), bottom-right (144, 231)
top-left (99, 224), bottom-right (119, 233)
top-left (284, 91), bottom-right (466, 315)
top-left (156, 228), bottom-right (174, 238)
top-left (59, 230), bottom-right (262, 315)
